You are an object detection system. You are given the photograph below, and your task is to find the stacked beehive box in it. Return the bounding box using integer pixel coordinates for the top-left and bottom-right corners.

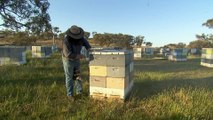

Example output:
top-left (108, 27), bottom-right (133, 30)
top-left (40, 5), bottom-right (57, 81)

top-left (168, 48), bottom-right (187, 61)
top-left (143, 47), bottom-right (154, 55)
top-left (201, 48), bottom-right (213, 68)
top-left (51, 45), bottom-right (58, 52)
top-left (32, 46), bottom-right (52, 58)
top-left (133, 47), bottom-right (142, 59)
top-left (143, 47), bottom-right (154, 58)
top-left (190, 48), bottom-right (199, 55)
top-left (89, 49), bottom-right (134, 100)
top-left (0, 46), bottom-right (26, 65)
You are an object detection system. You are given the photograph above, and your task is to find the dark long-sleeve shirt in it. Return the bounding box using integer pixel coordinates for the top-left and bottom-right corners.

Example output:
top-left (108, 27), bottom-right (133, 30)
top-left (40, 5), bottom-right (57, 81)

top-left (62, 35), bottom-right (91, 59)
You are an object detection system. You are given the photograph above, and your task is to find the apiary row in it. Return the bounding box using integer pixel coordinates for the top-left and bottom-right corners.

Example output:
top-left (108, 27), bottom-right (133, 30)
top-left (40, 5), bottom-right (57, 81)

top-left (0, 46), bottom-right (26, 65)
top-left (0, 46), bottom-right (55, 65)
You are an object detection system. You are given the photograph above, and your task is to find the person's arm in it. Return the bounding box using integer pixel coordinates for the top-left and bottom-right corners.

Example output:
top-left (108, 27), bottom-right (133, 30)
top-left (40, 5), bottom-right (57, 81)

top-left (81, 38), bottom-right (93, 61)
top-left (82, 38), bottom-right (91, 50)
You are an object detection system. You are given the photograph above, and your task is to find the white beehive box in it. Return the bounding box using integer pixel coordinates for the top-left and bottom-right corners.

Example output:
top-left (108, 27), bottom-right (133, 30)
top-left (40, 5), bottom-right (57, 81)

top-left (201, 48), bottom-right (213, 68)
top-left (89, 49), bottom-right (134, 100)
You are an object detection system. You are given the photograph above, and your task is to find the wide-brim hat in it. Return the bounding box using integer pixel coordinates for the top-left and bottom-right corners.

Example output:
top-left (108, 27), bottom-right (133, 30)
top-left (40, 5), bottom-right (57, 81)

top-left (66, 25), bottom-right (84, 39)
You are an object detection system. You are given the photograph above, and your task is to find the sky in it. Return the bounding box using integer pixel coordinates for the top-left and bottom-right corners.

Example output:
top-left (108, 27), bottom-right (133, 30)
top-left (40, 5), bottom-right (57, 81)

top-left (48, 0), bottom-right (213, 47)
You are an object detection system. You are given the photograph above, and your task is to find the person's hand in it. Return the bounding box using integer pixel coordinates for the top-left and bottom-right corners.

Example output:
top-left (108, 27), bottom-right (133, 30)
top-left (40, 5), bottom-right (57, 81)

top-left (76, 54), bottom-right (85, 59)
top-left (88, 48), bottom-right (92, 52)
top-left (80, 55), bottom-right (85, 59)
top-left (89, 54), bottom-right (94, 61)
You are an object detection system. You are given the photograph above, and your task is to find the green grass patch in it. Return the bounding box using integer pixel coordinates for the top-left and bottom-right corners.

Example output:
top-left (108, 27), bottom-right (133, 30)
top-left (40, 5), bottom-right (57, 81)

top-left (0, 53), bottom-right (212, 119)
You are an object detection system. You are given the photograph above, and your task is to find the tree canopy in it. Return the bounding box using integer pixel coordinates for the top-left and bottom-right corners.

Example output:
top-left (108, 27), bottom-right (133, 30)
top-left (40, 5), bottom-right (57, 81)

top-left (188, 40), bottom-right (213, 49)
top-left (203, 18), bottom-right (213, 29)
top-left (93, 33), bottom-right (134, 48)
top-left (145, 42), bottom-right (153, 47)
top-left (163, 42), bottom-right (186, 49)
top-left (0, 29), bottom-right (37, 45)
top-left (134, 35), bottom-right (145, 47)
top-left (0, 0), bottom-right (51, 35)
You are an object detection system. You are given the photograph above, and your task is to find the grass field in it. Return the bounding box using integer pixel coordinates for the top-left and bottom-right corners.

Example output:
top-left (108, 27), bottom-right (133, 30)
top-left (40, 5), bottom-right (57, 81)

top-left (0, 52), bottom-right (212, 120)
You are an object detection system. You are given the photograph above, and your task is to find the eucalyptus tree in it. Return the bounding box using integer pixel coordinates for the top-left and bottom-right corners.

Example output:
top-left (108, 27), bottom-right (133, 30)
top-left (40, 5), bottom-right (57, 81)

top-left (188, 40), bottom-right (213, 49)
top-left (145, 42), bottom-right (153, 47)
top-left (203, 18), bottom-right (213, 29)
top-left (0, 0), bottom-right (51, 36)
top-left (134, 35), bottom-right (145, 47)
top-left (93, 33), bottom-right (133, 48)
top-left (84, 31), bottom-right (90, 39)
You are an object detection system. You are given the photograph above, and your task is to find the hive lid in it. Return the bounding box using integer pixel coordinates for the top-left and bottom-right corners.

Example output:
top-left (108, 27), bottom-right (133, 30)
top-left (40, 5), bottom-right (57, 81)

top-left (90, 49), bottom-right (131, 55)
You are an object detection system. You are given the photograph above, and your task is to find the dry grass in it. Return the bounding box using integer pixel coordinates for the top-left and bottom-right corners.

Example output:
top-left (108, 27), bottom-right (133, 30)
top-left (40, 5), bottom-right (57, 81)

top-left (0, 53), bottom-right (212, 119)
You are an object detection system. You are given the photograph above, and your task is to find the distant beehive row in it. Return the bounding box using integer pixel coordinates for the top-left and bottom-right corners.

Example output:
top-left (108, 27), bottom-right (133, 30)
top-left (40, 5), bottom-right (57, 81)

top-left (89, 49), bottom-right (134, 100)
top-left (201, 48), bottom-right (213, 68)
top-left (168, 48), bottom-right (188, 61)
top-left (0, 46), bottom-right (55, 65)
top-left (32, 46), bottom-right (52, 58)
top-left (0, 46), bottom-right (27, 65)
top-left (133, 47), bottom-right (154, 59)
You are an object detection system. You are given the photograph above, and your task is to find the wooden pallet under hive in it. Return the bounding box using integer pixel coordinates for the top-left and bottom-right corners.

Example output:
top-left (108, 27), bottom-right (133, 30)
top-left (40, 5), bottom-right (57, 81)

top-left (90, 81), bottom-right (133, 100)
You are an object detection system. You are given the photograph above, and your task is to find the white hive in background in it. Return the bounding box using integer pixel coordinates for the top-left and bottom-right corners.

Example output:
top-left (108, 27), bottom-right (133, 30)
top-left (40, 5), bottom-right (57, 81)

top-left (133, 47), bottom-right (154, 59)
top-left (133, 47), bottom-right (142, 59)
top-left (143, 47), bottom-right (154, 55)
top-left (201, 48), bottom-right (213, 68)
top-left (32, 46), bottom-right (52, 58)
